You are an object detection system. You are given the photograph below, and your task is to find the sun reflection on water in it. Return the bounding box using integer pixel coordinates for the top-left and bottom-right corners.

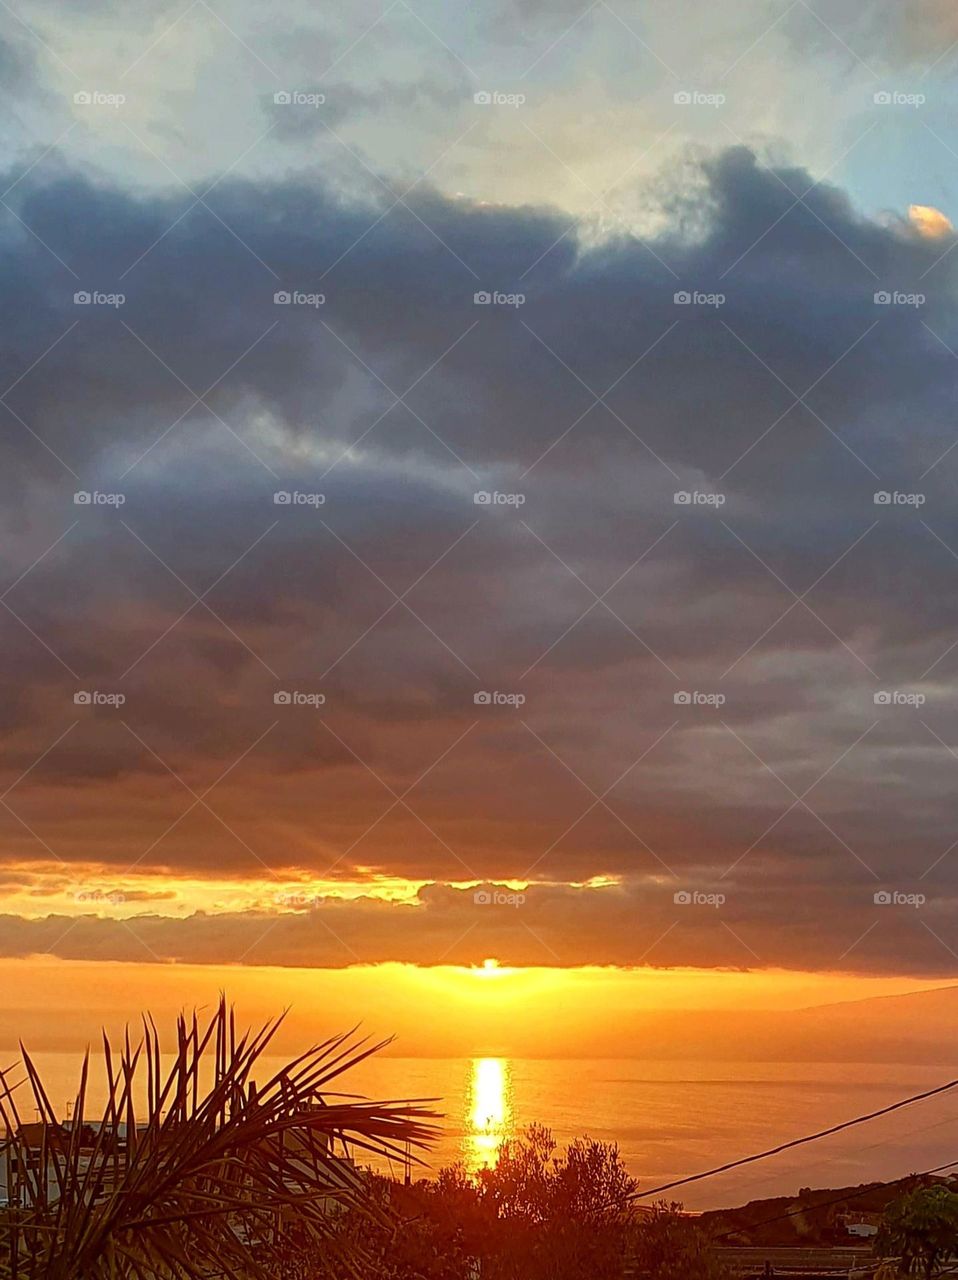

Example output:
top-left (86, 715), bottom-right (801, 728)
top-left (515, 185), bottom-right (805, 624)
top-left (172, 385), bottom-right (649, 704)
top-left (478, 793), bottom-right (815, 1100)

top-left (465, 1057), bottom-right (513, 1172)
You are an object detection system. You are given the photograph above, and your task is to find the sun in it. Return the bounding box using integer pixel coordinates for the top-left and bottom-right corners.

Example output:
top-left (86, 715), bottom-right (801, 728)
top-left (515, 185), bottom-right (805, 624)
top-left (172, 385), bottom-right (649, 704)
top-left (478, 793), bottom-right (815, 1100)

top-left (474, 957), bottom-right (507, 978)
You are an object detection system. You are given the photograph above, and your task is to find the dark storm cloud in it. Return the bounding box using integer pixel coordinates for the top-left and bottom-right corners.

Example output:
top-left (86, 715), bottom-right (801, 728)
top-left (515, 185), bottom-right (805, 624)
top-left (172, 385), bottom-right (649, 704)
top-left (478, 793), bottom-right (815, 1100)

top-left (2, 143), bottom-right (958, 969)
top-left (2, 146), bottom-right (954, 483)
top-left (0, 873), bottom-right (955, 976)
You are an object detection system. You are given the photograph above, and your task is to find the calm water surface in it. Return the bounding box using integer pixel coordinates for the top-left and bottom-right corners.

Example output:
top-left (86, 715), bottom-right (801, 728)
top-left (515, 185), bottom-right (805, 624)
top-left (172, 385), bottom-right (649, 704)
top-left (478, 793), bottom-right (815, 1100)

top-left (6, 1054), bottom-right (956, 1210)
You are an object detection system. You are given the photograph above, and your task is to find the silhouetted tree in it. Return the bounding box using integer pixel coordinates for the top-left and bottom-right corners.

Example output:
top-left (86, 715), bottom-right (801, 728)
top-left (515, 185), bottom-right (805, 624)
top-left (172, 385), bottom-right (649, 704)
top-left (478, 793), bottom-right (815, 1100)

top-left (877, 1185), bottom-right (958, 1278)
top-left (628, 1201), bottom-right (731, 1280)
top-left (300, 1124), bottom-right (729, 1279)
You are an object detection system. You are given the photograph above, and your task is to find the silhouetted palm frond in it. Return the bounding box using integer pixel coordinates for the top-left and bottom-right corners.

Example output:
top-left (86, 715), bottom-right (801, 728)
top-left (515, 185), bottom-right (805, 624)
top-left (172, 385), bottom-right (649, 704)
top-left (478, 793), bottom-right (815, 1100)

top-left (0, 998), bottom-right (438, 1279)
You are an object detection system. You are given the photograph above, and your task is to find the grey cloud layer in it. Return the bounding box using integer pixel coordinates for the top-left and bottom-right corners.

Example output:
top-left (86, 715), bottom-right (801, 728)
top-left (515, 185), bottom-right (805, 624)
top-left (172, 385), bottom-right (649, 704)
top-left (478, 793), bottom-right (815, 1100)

top-left (1, 876), bottom-right (954, 975)
top-left (1, 141), bottom-right (958, 971)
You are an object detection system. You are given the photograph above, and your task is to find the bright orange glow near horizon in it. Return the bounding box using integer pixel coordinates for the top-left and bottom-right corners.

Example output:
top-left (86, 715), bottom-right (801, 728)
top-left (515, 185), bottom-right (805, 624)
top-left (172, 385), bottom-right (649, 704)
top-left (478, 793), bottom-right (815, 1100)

top-left (0, 956), bottom-right (952, 1064)
top-left (473, 958), bottom-right (512, 978)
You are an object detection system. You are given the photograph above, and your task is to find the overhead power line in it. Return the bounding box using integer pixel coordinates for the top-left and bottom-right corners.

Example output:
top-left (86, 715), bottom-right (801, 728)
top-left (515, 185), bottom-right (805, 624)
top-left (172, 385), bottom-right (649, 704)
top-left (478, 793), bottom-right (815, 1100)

top-left (712, 1156), bottom-right (958, 1242)
top-left (630, 1073), bottom-right (958, 1202)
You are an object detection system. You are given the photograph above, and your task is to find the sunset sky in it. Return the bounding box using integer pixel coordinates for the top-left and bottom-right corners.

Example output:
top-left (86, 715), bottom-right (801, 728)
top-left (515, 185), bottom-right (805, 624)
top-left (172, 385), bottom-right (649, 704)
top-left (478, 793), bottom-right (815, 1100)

top-left (2, 0), bottom-right (958, 1047)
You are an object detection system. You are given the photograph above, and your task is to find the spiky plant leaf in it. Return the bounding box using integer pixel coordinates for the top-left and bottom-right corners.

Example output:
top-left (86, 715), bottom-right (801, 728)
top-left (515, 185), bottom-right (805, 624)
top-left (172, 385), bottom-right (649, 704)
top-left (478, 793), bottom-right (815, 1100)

top-left (0, 998), bottom-right (438, 1279)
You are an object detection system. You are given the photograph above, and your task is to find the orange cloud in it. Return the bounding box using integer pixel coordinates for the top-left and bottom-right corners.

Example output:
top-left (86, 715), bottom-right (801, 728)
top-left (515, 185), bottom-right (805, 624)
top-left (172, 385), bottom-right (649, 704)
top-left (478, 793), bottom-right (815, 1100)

top-left (909, 204), bottom-right (954, 239)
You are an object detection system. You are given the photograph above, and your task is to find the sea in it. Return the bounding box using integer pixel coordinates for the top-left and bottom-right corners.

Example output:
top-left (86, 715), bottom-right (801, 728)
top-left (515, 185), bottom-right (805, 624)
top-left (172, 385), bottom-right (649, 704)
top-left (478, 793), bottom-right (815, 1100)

top-left (6, 1054), bottom-right (957, 1211)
